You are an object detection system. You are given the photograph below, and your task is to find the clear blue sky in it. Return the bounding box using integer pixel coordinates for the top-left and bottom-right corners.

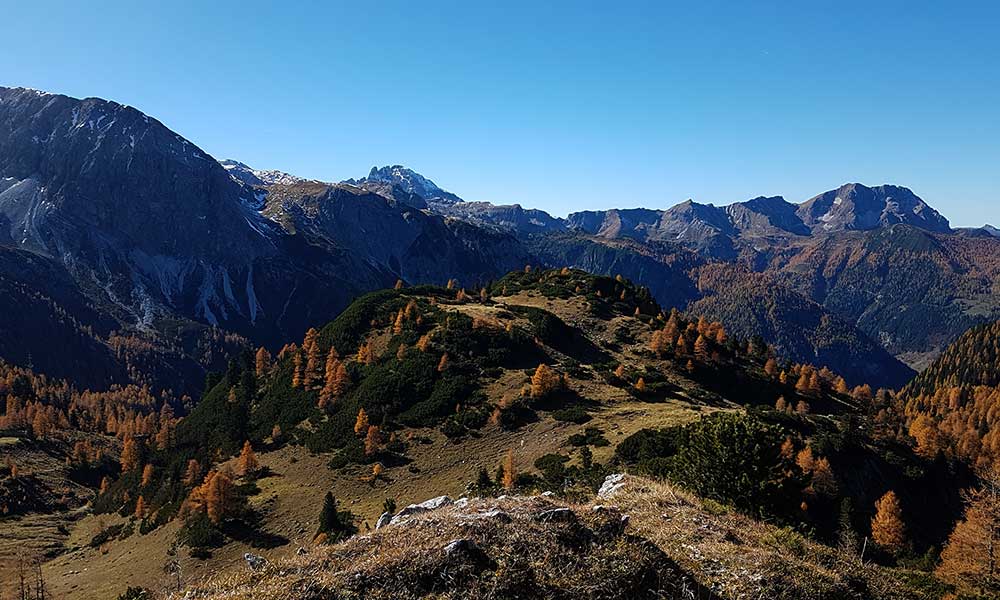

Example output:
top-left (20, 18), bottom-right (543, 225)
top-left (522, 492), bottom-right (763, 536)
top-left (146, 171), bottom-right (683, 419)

top-left (3, 1), bottom-right (999, 225)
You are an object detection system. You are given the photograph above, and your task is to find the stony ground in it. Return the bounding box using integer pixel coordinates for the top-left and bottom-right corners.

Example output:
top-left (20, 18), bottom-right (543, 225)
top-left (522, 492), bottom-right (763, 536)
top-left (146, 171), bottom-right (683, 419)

top-left (183, 475), bottom-right (932, 600)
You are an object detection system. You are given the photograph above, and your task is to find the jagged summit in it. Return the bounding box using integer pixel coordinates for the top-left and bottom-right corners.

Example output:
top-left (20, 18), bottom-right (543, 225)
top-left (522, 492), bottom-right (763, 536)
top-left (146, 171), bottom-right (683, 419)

top-left (220, 159), bottom-right (306, 187)
top-left (797, 183), bottom-right (951, 233)
top-left (345, 164), bottom-right (463, 204)
top-left (564, 183), bottom-right (951, 257)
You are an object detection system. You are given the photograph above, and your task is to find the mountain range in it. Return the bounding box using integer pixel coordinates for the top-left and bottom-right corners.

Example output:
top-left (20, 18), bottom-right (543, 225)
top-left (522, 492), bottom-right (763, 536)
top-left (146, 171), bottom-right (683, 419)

top-left (4, 85), bottom-right (1000, 600)
top-left (2, 85), bottom-right (1000, 393)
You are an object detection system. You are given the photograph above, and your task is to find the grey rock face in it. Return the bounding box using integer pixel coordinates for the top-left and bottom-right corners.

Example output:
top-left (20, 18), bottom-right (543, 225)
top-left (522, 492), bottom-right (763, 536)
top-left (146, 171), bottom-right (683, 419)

top-left (346, 165), bottom-right (463, 204)
top-left (797, 183), bottom-right (951, 233)
top-left (429, 201), bottom-right (565, 235)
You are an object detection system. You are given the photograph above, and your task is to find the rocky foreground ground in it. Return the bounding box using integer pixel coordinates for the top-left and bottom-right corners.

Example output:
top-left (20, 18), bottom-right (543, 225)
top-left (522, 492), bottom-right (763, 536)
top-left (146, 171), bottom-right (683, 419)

top-left (181, 475), bottom-right (925, 600)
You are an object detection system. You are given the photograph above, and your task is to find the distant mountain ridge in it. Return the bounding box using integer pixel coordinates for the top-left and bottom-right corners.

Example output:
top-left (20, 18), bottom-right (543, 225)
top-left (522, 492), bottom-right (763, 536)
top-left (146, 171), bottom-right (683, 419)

top-left (564, 184), bottom-right (952, 256)
top-left (2, 85), bottom-right (998, 393)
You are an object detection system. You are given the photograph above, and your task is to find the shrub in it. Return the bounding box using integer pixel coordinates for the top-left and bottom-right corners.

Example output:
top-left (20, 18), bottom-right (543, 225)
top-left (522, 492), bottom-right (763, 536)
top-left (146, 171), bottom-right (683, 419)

top-left (178, 512), bottom-right (225, 549)
top-left (568, 427), bottom-right (609, 447)
top-left (617, 413), bottom-right (799, 520)
top-left (552, 406), bottom-right (591, 424)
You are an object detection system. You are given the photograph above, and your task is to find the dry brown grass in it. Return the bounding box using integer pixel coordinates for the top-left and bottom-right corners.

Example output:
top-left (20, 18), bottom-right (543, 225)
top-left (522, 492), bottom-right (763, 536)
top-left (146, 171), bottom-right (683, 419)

top-left (183, 476), bottom-right (927, 600)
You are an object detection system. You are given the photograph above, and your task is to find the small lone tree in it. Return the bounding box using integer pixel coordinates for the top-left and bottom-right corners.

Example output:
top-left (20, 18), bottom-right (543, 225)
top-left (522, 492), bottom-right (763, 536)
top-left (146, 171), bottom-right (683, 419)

top-left (530, 364), bottom-right (560, 399)
top-left (354, 408), bottom-right (370, 437)
top-left (238, 441), bottom-right (259, 477)
top-left (364, 425), bottom-right (382, 457)
top-left (317, 492), bottom-right (356, 543)
top-left (502, 449), bottom-right (516, 491)
top-left (871, 490), bottom-right (908, 555)
top-left (205, 469), bottom-right (235, 525)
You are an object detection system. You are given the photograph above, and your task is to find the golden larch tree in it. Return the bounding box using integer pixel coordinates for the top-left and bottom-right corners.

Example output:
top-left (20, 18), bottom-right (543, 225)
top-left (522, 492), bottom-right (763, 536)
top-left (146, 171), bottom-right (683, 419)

top-left (183, 459), bottom-right (202, 487)
top-left (416, 333), bottom-right (432, 352)
top-left (871, 490), bottom-right (908, 554)
top-left (356, 341), bottom-right (374, 365)
top-left (205, 469), bottom-right (235, 524)
top-left (649, 329), bottom-right (671, 357)
top-left (120, 437), bottom-right (141, 473)
top-left (141, 464), bottom-right (155, 487)
top-left (319, 348), bottom-right (343, 409)
top-left (238, 441), bottom-right (259, 477)
top-left (530, 364), bottom-right (560, 399)
top-left (909, 414), bottom-right (943, 459)
top-left (354, 408), bottom-right (370, 437)
top-left (694, 334), bottom-right (710, 361)
top-left (304, 329), bottom-right (322, 389)
top-left (292, 351), bottom-right (304, 388)
top-left (938, 465), bottom-right (1000, 593)
top-left (365, 425), bottom-right (382, 457)
top-left (502, 449), bottom-right (516, 490)
top-left (255, 347), bottom-right (271, 379)
top-left (764, 358), bottom-right (779, 378)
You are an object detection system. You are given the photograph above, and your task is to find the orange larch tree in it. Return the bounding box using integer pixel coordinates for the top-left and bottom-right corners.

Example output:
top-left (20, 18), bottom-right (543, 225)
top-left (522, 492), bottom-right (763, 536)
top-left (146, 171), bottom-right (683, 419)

top-left (938, 465), bottom-right (1000, 594)
top-left (255, 347), bottom-right (272, 379)
top-left (120, 437), bottom-right (141, 473)
top-left (238, 441), bottom-right (259, 477)
top-left (871, 490), bottom-right (908, 554)
top-left (354, 408), bottom-right (370, 437)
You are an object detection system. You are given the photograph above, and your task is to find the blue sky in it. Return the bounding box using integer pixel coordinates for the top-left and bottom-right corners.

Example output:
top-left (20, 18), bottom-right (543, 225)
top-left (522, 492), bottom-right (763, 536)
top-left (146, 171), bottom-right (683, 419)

top-left (3, 1), bottom-right (999, 225)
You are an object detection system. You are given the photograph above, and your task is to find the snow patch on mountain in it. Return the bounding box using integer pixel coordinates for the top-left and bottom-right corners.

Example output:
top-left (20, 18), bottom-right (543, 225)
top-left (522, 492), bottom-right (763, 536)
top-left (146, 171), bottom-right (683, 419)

top-left (345, 165), bottom-right (463, 204)
top-left (221, 159), bottom-right (305, 187)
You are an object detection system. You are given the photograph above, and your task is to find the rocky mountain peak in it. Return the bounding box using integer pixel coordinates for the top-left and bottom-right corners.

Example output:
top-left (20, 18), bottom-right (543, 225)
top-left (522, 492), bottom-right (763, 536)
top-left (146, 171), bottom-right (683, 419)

top-left (346, 165), bottom-right (463, 204)
top-left (797, 183), bottom-right (951, 234)
top-left (727, 195), bottom-right (810, 236)
top-left (220, 159), bottom-right (305, 187)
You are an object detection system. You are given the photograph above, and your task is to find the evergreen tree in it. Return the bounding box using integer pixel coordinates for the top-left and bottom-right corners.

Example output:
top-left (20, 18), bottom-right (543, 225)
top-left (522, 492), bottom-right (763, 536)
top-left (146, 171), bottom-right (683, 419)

top-left (837, 498), bottom-right (859, 556)
top-left (317, 492), bottom-right (356, 542)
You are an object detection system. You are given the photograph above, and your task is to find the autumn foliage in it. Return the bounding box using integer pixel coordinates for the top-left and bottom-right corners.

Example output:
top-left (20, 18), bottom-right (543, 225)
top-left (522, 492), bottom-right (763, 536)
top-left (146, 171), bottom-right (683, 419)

top-left (938, 465), bottom-right (1000, 594)
top-left (871, 491), bottom-right (908, 554)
